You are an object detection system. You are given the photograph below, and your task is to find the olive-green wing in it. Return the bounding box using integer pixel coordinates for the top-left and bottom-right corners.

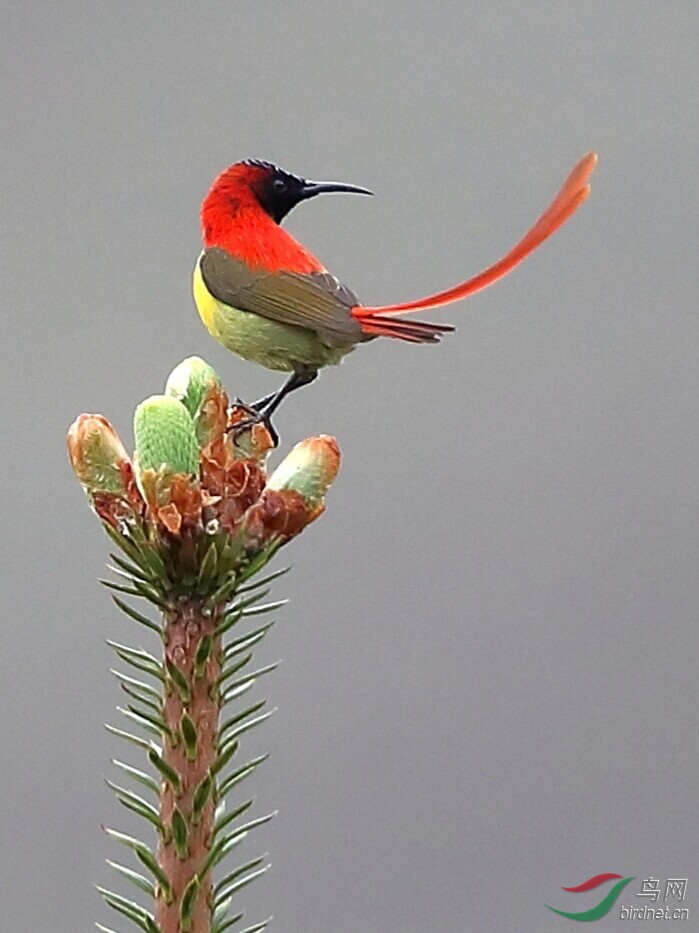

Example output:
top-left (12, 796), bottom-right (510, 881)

top-left (199, 248), bottom-right (365, 347)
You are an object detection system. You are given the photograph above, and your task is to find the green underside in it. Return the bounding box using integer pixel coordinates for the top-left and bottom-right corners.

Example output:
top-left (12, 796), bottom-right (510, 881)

top-left (193, 263), bottom-right (355, 373)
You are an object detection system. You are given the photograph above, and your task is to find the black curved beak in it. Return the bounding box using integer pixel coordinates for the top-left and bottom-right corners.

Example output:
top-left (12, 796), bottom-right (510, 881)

top-left (300, 180), bottom-right (374, 200)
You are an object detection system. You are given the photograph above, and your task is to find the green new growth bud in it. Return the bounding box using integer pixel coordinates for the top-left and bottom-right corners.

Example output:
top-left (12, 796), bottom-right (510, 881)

top-left (267, 435), bottom-right (341, 510)
top-left (67, 413), bottom-right (130, 496)
top-left (165, 356), bottom-right (221, 419)
top-left (133, 396), bottom-right (199, 478)
top-left (166, 357), bottom-right (228, 450)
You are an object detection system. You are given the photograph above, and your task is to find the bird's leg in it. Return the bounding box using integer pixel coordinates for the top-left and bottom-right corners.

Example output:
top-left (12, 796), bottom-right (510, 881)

top-left (231, 391), bottom-right (278, 414)
top-left (229, 367), bottom-right (319, 447)
top-left (229, 386), bottom-right (293, 427)
top-left (248, 390), bottom-right (278, 412)
top-left (258, 366), bottom-right (318, 420)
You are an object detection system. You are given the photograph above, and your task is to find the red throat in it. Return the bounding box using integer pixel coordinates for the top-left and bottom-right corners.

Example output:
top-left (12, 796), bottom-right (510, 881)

top-left (200, 165), bottom-right (325, 275)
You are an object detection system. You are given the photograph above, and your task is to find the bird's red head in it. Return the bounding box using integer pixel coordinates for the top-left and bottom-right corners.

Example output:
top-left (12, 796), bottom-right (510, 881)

top-left (201, 160), bottom-right (373, 242)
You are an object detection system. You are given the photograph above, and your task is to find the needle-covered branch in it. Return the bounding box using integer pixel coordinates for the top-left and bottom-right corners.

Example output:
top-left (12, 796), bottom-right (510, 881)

top-left (68, 356), bottom-right (341, 933)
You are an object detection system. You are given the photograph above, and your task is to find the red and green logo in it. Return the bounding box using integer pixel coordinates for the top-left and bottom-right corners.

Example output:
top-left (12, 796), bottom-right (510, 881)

top-left (546, 872), bottom-right (635, 921)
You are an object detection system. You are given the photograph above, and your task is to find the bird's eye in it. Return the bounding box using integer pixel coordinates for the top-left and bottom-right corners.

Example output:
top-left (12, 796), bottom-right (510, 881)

top-left (273, 178), bottom-right (287, 192)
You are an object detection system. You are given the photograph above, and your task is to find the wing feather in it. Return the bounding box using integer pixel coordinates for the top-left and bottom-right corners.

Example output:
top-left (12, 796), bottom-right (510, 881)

top-left (199, 248), bottom-right (364, 347)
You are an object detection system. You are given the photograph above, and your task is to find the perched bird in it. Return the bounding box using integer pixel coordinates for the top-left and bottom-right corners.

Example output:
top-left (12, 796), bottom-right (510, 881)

top-left (194, 152), bottom-right (596, 438)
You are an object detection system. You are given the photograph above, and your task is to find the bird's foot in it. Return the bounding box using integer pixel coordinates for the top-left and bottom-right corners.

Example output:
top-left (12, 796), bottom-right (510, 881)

top-left (231, 392), bottom-right (278, 414)
top-left (227, 405), bottom-right (279, 449)
top-left (230, 398), bottom-right (262, 418)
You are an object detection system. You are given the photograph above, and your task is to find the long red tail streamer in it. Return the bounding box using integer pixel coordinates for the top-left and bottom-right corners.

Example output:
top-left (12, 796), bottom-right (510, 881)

top-left (353, 151), bottom-right (596, 320)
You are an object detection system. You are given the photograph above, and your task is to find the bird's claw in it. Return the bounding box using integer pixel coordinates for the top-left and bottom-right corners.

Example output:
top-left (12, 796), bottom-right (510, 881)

top-left (227, 409), bottom-right (279, 449)
top-left (231, 397), bottom-right (262, 416)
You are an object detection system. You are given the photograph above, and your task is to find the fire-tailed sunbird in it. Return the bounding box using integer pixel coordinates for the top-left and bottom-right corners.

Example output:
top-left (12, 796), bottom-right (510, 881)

top-left (194, 152), bottom-right (596, 435)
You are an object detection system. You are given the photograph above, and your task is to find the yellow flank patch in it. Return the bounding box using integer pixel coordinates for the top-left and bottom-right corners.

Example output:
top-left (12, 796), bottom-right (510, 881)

top-left (192, 261), bottom-right (219, 336)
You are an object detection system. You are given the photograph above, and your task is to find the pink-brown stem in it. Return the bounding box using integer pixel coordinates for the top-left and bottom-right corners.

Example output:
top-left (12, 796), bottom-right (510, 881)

top-left (156, 600), bottom-right (221, 933)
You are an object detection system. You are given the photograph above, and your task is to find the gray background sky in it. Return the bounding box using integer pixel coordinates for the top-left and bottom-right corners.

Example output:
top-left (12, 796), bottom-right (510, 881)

top-left (2, 2), bottom-right (697, 930)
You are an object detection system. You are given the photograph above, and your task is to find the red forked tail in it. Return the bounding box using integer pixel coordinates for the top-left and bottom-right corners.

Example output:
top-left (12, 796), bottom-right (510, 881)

top-left (352, 152), bottom-right (596, 341)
